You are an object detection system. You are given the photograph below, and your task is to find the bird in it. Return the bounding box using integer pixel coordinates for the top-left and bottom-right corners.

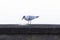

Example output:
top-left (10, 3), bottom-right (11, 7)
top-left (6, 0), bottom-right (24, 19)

top-left (22, 15), bottom-right (39, 24)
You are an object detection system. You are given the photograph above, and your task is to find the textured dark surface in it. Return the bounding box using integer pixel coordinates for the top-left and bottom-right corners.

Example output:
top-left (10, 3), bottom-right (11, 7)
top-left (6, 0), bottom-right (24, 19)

top-left (0, 24), bottom-right (60, 34)
top-left (0, 24), bottom-right (60, 40)
top-left (0, 24), bottom-right (60, 28)
top-left (0, 35), bottom-right (60, 40)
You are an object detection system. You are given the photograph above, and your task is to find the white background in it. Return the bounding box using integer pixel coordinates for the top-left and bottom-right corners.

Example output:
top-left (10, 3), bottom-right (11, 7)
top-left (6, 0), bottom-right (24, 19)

top-left (0, 0), bottom-right (60, 24)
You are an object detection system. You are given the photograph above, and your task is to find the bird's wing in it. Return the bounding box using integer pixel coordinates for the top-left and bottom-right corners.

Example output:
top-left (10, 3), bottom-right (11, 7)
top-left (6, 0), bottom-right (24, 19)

top-left (28, 16), bottom-right (36, 20)
top-left (24, 16), bottom-right (39, 21)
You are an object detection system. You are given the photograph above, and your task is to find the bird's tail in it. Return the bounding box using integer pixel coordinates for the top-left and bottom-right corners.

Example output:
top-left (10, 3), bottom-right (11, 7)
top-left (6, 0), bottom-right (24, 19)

top-left (36, 16), bottom-right (39, 18)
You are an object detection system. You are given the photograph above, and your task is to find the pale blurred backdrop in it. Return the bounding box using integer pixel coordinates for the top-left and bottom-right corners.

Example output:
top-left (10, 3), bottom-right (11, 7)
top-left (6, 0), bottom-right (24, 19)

top-left (0, 0), bottom-right (60, 24)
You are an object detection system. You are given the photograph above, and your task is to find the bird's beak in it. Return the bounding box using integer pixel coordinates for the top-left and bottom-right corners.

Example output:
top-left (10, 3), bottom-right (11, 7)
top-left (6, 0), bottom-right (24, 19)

top-left (22, 17), bottom-right (24, 20)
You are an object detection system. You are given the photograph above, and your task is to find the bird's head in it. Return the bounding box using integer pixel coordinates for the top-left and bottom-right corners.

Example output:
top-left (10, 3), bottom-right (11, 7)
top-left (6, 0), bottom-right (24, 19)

top-left (22, 16), bottom-right (25, 20)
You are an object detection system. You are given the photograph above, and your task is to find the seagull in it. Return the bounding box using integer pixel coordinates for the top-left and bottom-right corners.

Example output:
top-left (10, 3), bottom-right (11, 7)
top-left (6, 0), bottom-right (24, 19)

top-left (22, 15), bottom-right (39, 24)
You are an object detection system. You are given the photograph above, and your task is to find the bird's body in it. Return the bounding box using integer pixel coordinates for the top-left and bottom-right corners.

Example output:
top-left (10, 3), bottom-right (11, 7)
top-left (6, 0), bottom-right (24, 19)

top-left (22, 16), bottom-right (39, 24)
top-left (24, 16), bottom-right (39, 21)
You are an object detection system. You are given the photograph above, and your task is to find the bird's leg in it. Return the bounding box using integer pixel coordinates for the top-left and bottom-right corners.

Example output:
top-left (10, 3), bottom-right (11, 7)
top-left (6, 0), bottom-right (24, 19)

top-left (28, 21), bottom-right (29, 24)
top-left (28, 21), bottom-right (31, 24)
top-left (30, 20), bottom-right (31, 24)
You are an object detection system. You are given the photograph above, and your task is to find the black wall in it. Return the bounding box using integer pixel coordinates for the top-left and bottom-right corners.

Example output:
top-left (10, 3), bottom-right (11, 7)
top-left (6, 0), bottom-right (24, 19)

top-left (0, 24), bottom-right (60, 35)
